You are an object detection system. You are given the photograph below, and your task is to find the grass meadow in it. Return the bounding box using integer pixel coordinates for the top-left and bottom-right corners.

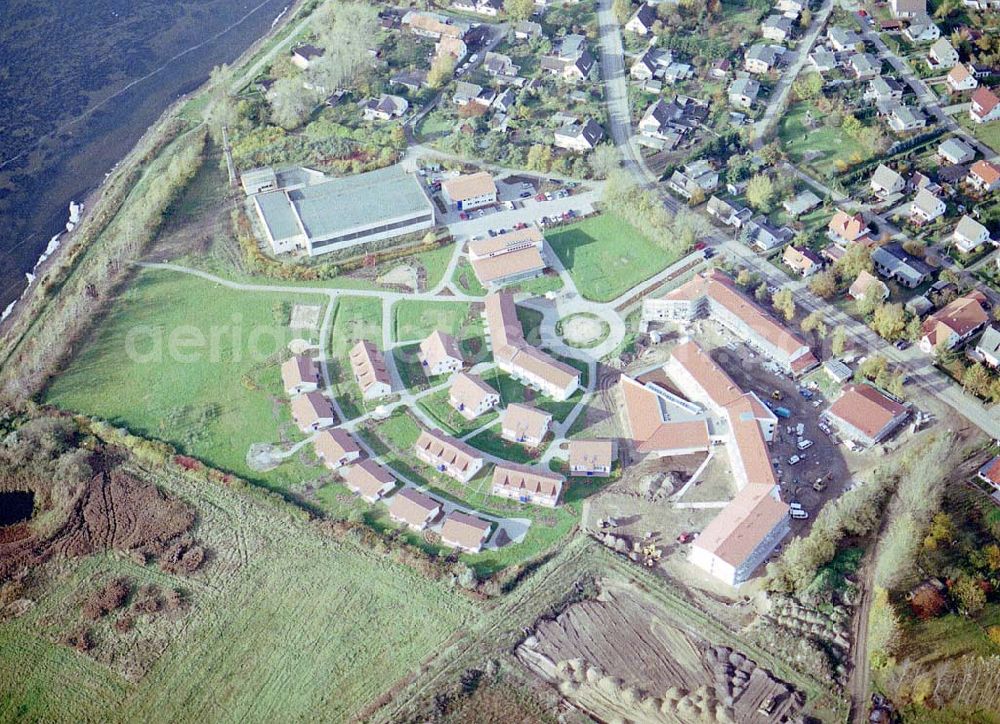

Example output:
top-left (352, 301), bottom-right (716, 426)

top-left (45, 269), bottom-right (324, 489)
top-left (544, 213), bottom-right (675, 302)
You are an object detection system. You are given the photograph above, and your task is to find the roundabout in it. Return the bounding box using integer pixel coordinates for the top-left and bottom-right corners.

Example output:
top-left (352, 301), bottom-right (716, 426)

top-left (556, 312), bottom-right (612, 349)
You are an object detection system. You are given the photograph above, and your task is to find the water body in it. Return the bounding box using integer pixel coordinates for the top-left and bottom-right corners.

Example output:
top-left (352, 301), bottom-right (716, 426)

top-left (0, 0), bottom-right (291, 312)
top-left (0, 490), bottom-right (34, 526)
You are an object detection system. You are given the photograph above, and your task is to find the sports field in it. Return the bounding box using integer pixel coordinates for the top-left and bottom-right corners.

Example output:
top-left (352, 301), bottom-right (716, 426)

top-left (545, 213), bottom-right (676, 302)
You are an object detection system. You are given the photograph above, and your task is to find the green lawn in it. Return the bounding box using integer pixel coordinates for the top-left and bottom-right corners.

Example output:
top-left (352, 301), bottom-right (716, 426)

top-left (508, 271), bottom-right (564, 297)
top-left (451, 258), bottom-right (487, 296)
top-left (392, 300), bottom-right (481, 343)
top-left (545, 213), bottom-right (676, 302)
top-left (466, 425), bottom-right (542, 464)
top-left (417, 387), bottom-right (498, 436)
top-left (44, 269), bottom-right (325, 489)
top-left (483, 367), bottom-right (585, 423)
top-left (958, 115), bottom-right (1000, 155)
top-left (778, 102), bottom-right (870, 176)
top-left (392, 343), bottom-right (429, 392)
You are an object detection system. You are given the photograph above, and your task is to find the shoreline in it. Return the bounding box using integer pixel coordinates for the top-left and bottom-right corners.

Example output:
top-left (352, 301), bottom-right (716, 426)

top-left (0, 0), bottom-right (304, 340)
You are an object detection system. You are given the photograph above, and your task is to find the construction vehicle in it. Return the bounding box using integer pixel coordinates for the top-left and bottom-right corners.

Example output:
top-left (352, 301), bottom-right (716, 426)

top-left (771, 390), bottom-right (784, 401)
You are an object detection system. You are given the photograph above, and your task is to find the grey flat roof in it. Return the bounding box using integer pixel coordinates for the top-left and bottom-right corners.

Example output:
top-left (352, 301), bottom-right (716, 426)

top-left (288, 165), bottom-right (432, 241)
top-left (256, 191), bottom-right (303, 241)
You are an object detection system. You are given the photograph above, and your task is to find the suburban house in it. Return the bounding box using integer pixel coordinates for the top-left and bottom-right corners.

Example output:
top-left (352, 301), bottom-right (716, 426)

top-left (741, 216), bottom-right (794, 251)
top-left (783, 245), bottom-right (823, 276)
top-left (824, 384), bottom-right (909, 447)
top-left (439, 511), bottom-right (492, 553)
top-left (625, 3), bottom-right (657, 34)
top-left (977, 456), bottom-right (1000, 495)
top-left (970, 87), bottom-right (1000, 123)
top-left (362, 94), bottom-right (408, 121)
top-left (402, 10), bottom-right (470, 40)
top-left (453, 81), bottom-right (495, 107)
top-left (419, 330), bottom-right (463, 377)
top-left (491, 463), bottom-right (565, 507)
top-left (249, 164), bottom-right (434, 257)
top-left (553, 118), bottom-right (606, 151)
top-left (468, 227), bottom-right (548, 288)
top-left (927, 38), bottom-right (960, 70)
top-left (485, 293), bottom-right (581, 400)
top-left (707, 196), bottom-right (752, 227)
top-left (938, 137), bottom-right (977, 165)
top-left (441, 172), bottom-right (497, 210)
top-left (642, 270), bottom-right (818, 376)
top-left (451, 0), bottom-right (502, 17)
top-left (782, 190), bottom-right (821, 219)
top-left (828, 211), bottom-right (871, 245)
top-left (886, 104), bottom-right (928, 133)
top-left (349, 340), bottom-right (393, 400)
top-left (974, 326), bottom-right (1000, 367)
top-left (744, 44), bottom-right (785, 74)
top-left (291, 44), bottom-right (324, 70)
top-left (390, 69), bottom-right (429, 91)
top-left (414, 428), bottom-right (485, 483)
top-left (849, 270), bottom-right (890, 302)
top-left (828, 26), bottom-right (861, 51)
top-left (729, 77), bottom-right (761, 108)
top-left (947, 63), bottom-right (979, 92)
top-left (903, 15), bottom-right (940, 42)
top-left (952, 215), bottom-right (992, 254)
top-left (437, 36), bottom-right (468, 62)
top-left (871, 242), bottom-right (934, 288)
top-left (871, 164), bottom-right (906, 197)
top-left (668, 159), bottom-right (719, 200)
top-left (313, 428), bottom-right (362, 469)
top-left (541, 35), bottom-right (595, 83)
top-left (761, 14), bottom-right (794, 42)
top-left (891, 0), bottom-right (926, 17)
top-left (849, 53), bottom-right (881, 80)
top-left (388, 488), bottom-right (442, 531)
top-left (514, 20), bottom-right (543, 40)
top-left (500, 403), bottom-right (552, 448)
top-left (809, 48), bottom-right (837, 73)
top-left (919, 291), bottom-right (989, 353)
top-left (969, 160), bottom-right (1000, 192)
top-left (866, 76), bottom-right (905, 104)
top-left (910, 188), bottom-right (946, 224)
top-left (291, 391), bottom-right (336, 432)
top-left (281, 355), bottom-right (320, 396)
top-left (340, 459), bottom-right (396, 502)
top-left (448, 372), bottom-right (500, 420)
top-left (568, 439), bottom-right (615, 477)
top-left (483, 51), bottom-right (518, 77)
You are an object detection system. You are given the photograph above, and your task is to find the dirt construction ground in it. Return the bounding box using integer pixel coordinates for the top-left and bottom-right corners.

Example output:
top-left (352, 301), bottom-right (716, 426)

top-left (517, 578), bottom-right (803, 723)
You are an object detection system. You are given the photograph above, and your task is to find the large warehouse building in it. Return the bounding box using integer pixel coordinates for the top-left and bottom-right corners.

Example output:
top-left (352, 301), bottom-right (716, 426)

top-left (245, 164), bottom-right (435, 257)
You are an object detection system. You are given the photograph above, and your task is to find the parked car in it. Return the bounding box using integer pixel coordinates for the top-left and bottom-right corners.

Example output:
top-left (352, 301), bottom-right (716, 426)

top-left (790, 509), bottom-right (809, 520)
top-left (894, 339), bottom-right (910, 350)
top-left (534, 193), bottom-right (545, 202)
top-left (797, 439), bottom-right (814, 451)
top-left (459, 211), bottom-right (469, 220)
top-left (787, 455), bottom-right (801, 466)
top-left (676, 531), bottom-right (696, 544)
top-left (812, 478), bottom-right (827, 492)
top-left (519, 191), bottom-right (532, 198)
top-left (703, 248), bottom-right (715, 259)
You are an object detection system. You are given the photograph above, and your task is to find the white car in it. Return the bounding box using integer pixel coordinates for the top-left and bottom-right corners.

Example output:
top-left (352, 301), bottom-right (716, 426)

top-left (790, 509), bottom-right (809, 520)
top-left (469, 53), bottom-right (480, 64)
top-left (797, 439), bottom-right (814, 451)
top-left (787, 455), bottom-right (801, 466)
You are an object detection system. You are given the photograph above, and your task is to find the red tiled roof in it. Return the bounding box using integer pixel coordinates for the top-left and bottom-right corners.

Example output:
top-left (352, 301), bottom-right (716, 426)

top-left (693, 484), bottom-right (788, 566)
top-left (828, 384), bottom-right (907, 440)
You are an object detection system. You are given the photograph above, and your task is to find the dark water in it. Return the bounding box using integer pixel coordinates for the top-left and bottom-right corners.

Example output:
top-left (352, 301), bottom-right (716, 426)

top-left (0, 0), bottom-right (291, 311)
top-left (0, 490), bottom-right (34, 525)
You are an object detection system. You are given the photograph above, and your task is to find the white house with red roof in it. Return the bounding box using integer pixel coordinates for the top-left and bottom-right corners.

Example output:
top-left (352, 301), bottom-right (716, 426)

top-left (970, 87), bottom-right (1000, 123)
top-left (919, 291), bottom-right (989, 353)
top-left (824, 384), bottom-right (909, 447)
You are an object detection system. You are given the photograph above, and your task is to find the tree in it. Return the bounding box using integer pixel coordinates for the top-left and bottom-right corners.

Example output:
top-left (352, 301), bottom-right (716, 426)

top-left (269, 77), bottom-right (317, 130)
top-left (772, 287), bottom-right (796, 322)
top-left (952, 575), bottom-right (987, 616)
top-left (428, 53), bottom-right (457, 88)
top-left (869, 587), bottom-right (902, 669)
top-left (858, 282), bottom-right (885, 316)
top-left (589, 144), bottom-right (620, 179)
top-left (808, 270), bottom-right (837, 299)
top-left (923, 511), bottom-right (955, 550)
top-left (613, 0), bottom-right (634, 23)
top-left (963, 363), bottom-right (991, 398)
top-left (526, 144), bottom-right (553, 172)
top-left (799, 7), bottom-right (812, 27)
top-left (735, 268), bottom-right (755, 287)
top-left (801, 310), bottom-right (827, 338)
top-left (754, 283), bottom-right (770, 304)
top-left (831, 326), bottom-right (847, 357)
top-left (858, 355), bottom-right (888, 382)
top-left (910, 584), bottom-right (947, 620)
top-left (505, 0), bottom-right (535, 21)
top-left (746, 173), bottom-right (775, 212)
top-left (871, 303), bottom-right (907, 341)
top-left (793, 72), bottom-right (823, 100)
top-left (835, 243), bottom-right (873, 280)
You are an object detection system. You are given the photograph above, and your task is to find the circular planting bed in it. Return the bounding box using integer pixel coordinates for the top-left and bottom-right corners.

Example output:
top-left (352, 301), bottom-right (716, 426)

top-left (557, 313), bottom-right (611, 349)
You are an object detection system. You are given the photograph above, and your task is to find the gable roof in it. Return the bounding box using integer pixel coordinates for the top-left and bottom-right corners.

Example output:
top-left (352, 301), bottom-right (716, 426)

top-left (314, 428), bottom-right (360, 462)
top-left (449, 371), bottom-right (498, 411)
top-left (291, 391), bottom-right (334, 425)
top-left (828, 384), bottom-right (907, 439)
top-left (388, 488), bottom-right (440, 526)
top-left (420, 330), bottom-right (462, 370)
top-left (442, 172), bottom-right (496, 201)
top-left (970, 159), bottom-right (1000, 185)
top-left (341, 459), bottom-right (395, 498)
top-left (281, 355), bottom-right (318, 391)
top-left (440, 511), bottom-right (491, 549)
top-left (568, 439), bottom-right (614, 471)
top-left (501, 403), bottom-right (552, 440)
top-left (693, 484), bottom-right (788, 566)
top-left (971, 87), bottom-right (1000, 117)
top-left (491, 462), bottom-right (564, 500)
top-left (871, 163), bottom-right (904, 191)
top-left (414, 427), bottom-right (483, 472)
top-left (350, 340), bottom-right (392, 394)
top-left (921, 291), bottom-right (989, 345)
top-left (828, 210), bottom-right (869, 241)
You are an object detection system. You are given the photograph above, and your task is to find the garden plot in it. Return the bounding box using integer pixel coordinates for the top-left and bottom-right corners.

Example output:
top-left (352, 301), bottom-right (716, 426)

top-left (517, 579), bottom-right (803, 723)
top-left (289, 304), bottom-right (322, 331)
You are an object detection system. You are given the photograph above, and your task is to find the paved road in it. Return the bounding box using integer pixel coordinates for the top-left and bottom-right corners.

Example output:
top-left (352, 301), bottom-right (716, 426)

top-left (595, 0), bottom-right (657, 185)
top-left (752, 0), bottom-right (836, 147)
